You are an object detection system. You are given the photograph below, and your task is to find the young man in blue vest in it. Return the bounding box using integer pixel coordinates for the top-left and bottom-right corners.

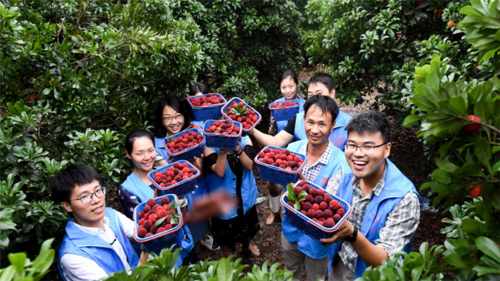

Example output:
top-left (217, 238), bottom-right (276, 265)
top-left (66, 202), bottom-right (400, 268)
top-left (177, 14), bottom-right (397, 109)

top-left (320, 111), bottom-right (423, 280)
top-left (52, 164), bottom-right (236, 281)
top-left (281, 95), bottom-right (350, 281)
top-left (249, 73), bottom-right (352, 225)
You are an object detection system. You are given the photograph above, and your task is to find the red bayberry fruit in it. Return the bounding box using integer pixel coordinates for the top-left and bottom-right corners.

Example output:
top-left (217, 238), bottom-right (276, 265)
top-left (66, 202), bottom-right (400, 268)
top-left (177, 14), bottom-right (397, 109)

top-left (156, 227), bottom-right (166, 233)
top-left (316, 189), bottom-right (325, 197)
top-left (337, 208), bottom-right (346, 217)
top-left (300, 210), bottom-right (307, 216)
top-left (143, 205), bottom-right (151, 213)
top-left (333, 214), bottom-right (341, 222)
top-left (307, 209), bottom-right (316, 218)
top-left (314, 196), bottom-right (324, 204)
top-left (309, 189), bottom-right (318, 197)
top-left (306, 195), bottom-right (314, 203)
top-left (287, 201), bottom-right (295, 208)
top-left (157, 209), bottom-right (167, 218)
top-left (150, 226), bottom-right (157, 234)
top-left (323, 209), bottom-right (333, 218)
top-left (323, 221), bottom-right (333, 228)
top-left (462, 115), bottom-right (481, 134)
top-left (299, 180), bottom-right (307, 186)
top-left (466, 185), bottom-right (482, 198)
top-left (315, 210), bottom-right (323, 218)
top-left (149, 214), bottom-right (157, 223)
top-left (160, 197), bottom-right (169, 205)
top-left (329, 200), bottom-right (340, 211)
top-left (294, 186), bottom-right (302, 195)
top-left (165, 224), bottom-right (173, 230)
top-left (138, 218), bottom-right (145, 225)
top-left (319, 202), bottom-right (328, 210)
top-left (312, 203), bottom-right (320, 211)
top-left (147, 199), bottom-right (156, 207)
top-left (137, 227), bottom-right (147, 238)
top-left (145, 233), bottom-right (153, 237)
top-left (302, 202), bottom-right (312, 211)
top-left (139, 211), bottom-right (144, 218)
top-left (143, 220), bottom-right (152, 230)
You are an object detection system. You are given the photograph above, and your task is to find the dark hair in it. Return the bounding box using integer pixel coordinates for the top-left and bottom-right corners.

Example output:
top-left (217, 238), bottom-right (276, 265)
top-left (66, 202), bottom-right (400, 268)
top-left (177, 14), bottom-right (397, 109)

top-left (50, 164), bottom-right (101, 204)
top-left (303, 95), bottom-right (339, 124)
top-left (280, 70), bottom-right (299, 86)
top-left (307, 72), bottom-right (335, 92)
top-left (188, 82), bottom-right (209, 96)
top-left (126, 129), bottom-right (154, 154)
top-left (345, 110), bottom-right (391, 143)
top-left (154, 96), bottom-right (192, 138)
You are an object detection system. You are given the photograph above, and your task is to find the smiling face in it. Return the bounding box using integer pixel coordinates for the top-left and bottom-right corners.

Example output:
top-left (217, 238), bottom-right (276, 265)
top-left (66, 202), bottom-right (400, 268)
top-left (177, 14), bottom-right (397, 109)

top-left (304, 105), bottom-right (335, 146)
top-left (280, 77), bottom-right (298, 100)
top-left (126, 136), bottom-right (156, 173)
top-left (345, 131), bottom-right (391, 180)
top-left (162, 105), bottom-right (185, 135)
top-left (307, 82), bottom-right (336, 99)
top-left (62, 179), bottom-right (106, 228)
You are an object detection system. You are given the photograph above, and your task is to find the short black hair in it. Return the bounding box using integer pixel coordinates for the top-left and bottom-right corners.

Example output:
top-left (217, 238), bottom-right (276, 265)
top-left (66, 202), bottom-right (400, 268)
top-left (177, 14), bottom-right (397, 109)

top-left (126, 129), bottom-right (154, 154)
top-left (280, 70), bottom-right (299, 86)
top-left (303, 95), bottom-right (339, 124)
top-left (345, 111), bottom-right (391, 143)
top-left (154, 96), bottom-right (192, 138)
top-left (307, 72), bottom-right (335, 92)
top-left (188, 82), bottom-right (209, 96)
top-left (50, 164), bottom-right (101, 204)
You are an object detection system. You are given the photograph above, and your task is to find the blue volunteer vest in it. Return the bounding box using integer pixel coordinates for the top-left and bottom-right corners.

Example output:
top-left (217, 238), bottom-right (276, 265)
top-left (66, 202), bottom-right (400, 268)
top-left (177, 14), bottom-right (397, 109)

top-left (281, 140), bottom-right (350, 259)
top-left (294, 110), bottom-right (351, 150)
top-left (329, 159), bottom-right (423, 278)
top-left (275, 95), bottom-right (306, 133)
top-left (119, 169), bottom-right (194, 264)
top-left (58, 208), bottom-right (139, 280)
top-left (206, 136), bottom-right (258, 220)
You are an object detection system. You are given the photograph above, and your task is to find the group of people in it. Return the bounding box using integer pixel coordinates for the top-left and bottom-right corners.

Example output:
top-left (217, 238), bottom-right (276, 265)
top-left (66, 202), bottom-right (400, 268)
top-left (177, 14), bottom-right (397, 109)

top-left (51, 70), bottom-right (423, 281)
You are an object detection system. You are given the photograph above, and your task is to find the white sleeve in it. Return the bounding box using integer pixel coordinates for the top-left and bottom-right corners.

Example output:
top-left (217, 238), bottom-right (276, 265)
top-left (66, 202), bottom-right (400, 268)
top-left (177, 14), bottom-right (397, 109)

top-left (116, 211), bottom-right (135, 238)
top-left (60, 254), bottom-right (108, 281)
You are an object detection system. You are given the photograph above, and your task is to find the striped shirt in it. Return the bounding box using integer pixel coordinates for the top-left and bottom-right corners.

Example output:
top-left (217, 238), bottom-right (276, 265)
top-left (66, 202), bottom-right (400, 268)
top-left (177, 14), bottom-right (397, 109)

top-left (326, 167), bottom-right (421, 272)
top-left (299, 141), bottom-right (334, 183)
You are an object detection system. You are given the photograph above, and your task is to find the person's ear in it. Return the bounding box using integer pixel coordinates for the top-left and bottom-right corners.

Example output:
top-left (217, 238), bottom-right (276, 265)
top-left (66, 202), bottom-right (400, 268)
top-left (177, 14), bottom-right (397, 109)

top-left (330, 120), bottom-right (336, 133)
top-left (126, 151), bottom-right (132, 160)
top-left (330, 88), bottom-right (336, 99)
top-left (61, 201), bottom-right (73, 213)
top-left (384, 142), bottom-right (392, 158)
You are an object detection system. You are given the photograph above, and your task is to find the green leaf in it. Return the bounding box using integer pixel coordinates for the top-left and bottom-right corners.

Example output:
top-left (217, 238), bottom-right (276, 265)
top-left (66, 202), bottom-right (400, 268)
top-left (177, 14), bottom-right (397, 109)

top-left (435, 158), bottom-right (459, 173)
top-left (8, 252), bottom-right (26, 276)
top-left (474, 138), bottom-right (492, 172)
top-left (472, 265), bottom-right (500, 276)
top-left (449, 96), bottom-right (468, 116)
top-left (476, 237), bottom-right (500, 264)
top-left (430, 169), bottom-right (451, 184)
top-left (155, 216), bottom-right (167, 228)
top-left (492, 160), bottom-right (500, 173)
top-left (403, 115), bottom-right (423, 127)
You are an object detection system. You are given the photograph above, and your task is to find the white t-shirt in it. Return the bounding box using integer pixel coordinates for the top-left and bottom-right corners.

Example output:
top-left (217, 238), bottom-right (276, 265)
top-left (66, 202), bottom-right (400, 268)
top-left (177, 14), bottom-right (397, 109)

top-left (59, 211), bottom-right (136, 281)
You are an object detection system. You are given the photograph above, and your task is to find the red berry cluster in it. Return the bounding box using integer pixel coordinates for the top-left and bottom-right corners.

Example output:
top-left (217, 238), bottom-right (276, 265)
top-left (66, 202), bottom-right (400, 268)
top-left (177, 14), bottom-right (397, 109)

top-left (290, 181), bottom-right (346, 228)
top-left (152, 162), bottom-right (197, 187)
top-left (257, 147), bottom-right (304, 171)
top-left (166, 131), bottom-right (204, 154)
top-left (462, 115), bottom-right (481, 134)
top-left (205, 120), bottom-right (240, 135)
top-left (190, 93), bottom-right (224, 107)
top-left (224, 101), bottom-right (259, 129)
top-left (270, 100), bottom-right (298, 109)
top-left (137, 197), bottom-right (177, 238)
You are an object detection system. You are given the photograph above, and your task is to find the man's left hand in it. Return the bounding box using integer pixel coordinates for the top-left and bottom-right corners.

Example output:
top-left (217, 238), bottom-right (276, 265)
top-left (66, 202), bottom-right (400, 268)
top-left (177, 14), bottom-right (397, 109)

top-left (320, 220), bottom-right (354, 247)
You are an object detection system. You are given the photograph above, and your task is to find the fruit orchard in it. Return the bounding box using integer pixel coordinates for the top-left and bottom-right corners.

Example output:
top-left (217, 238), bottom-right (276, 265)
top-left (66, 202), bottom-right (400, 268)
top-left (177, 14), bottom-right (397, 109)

top-left (1, 0), bottom-right (500, 280)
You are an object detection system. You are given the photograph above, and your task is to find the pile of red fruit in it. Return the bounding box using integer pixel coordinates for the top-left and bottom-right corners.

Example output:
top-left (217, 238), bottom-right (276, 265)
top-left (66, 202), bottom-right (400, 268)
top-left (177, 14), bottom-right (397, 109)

top-left (205, 120), bottom-right (240, 135)
top-left (270, 100), bottom-right (299, 109)
top-left (136, 197), bottom-right (178, 238)
top-left (190, 93), bottom-right (225, 107)
top-left (257, 147), bottom-right (304, 171)
top-left (224, 101), bottom-right (259, 129)
top-left (152, 162), bottom-right (197, 187)
top-left (165, 131), bottom-right (204, 154)
top-left (288, 181), bottom-right (346, 228)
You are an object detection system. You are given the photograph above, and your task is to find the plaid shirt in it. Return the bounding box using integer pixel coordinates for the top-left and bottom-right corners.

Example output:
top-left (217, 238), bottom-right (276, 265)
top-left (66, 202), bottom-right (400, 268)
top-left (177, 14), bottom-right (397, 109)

top-left (326, 167), bottom-right (421, 272)
top-left (300, 141), bottom-right (334, 183)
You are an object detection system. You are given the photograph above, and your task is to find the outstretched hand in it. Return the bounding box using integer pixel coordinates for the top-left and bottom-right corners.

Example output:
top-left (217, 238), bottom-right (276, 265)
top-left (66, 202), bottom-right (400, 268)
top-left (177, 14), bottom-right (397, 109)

top-left (320, 220), bottom-right (354, 247)
top-left (184, 190), bottom-right (237, 224)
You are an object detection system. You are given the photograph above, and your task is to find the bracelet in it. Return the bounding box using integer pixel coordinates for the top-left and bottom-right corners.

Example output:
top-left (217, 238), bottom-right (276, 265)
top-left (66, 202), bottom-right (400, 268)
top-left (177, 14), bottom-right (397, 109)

top-left (237, 149), bottom-right (244, 156)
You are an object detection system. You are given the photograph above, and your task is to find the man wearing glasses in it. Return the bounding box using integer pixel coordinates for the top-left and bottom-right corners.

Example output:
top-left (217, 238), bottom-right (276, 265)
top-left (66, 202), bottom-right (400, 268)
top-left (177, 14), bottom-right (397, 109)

top-left (52, 164), bottom-right (235, 281)
top-left (321, 110), bottom-right (423, 280)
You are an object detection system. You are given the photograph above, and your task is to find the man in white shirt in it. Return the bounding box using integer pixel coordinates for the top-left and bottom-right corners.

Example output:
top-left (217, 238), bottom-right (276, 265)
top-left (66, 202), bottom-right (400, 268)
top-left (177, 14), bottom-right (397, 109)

top-left (51, 164), bottom-right (235, 281)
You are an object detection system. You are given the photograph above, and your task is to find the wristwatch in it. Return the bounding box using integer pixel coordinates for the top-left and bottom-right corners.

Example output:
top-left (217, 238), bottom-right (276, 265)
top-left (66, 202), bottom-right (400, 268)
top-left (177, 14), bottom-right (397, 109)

top-left (345, 225), bottom-right (358, 243)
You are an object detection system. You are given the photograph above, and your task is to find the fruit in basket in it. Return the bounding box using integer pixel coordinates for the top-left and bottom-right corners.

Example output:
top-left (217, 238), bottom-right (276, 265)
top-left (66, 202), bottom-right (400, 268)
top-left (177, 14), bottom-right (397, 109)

top-left (190, 93), bottom-right (224, 106)
top-left (152, 162), bottom-right (197, 187)
top-left (136, 197), bottom-right (187, 238)
top-left (285, 182), bottom-right (346, 228)
top-left (224, 101), bottom-right (259, 129)
top-left (256, 147), bottom-right (304, 171)
top-left (165, 131), bottom-right (204, 154)
top-left (205, 120), bottom-right (240, 135)
top-left (270, 100), bottom-right (299, 108)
